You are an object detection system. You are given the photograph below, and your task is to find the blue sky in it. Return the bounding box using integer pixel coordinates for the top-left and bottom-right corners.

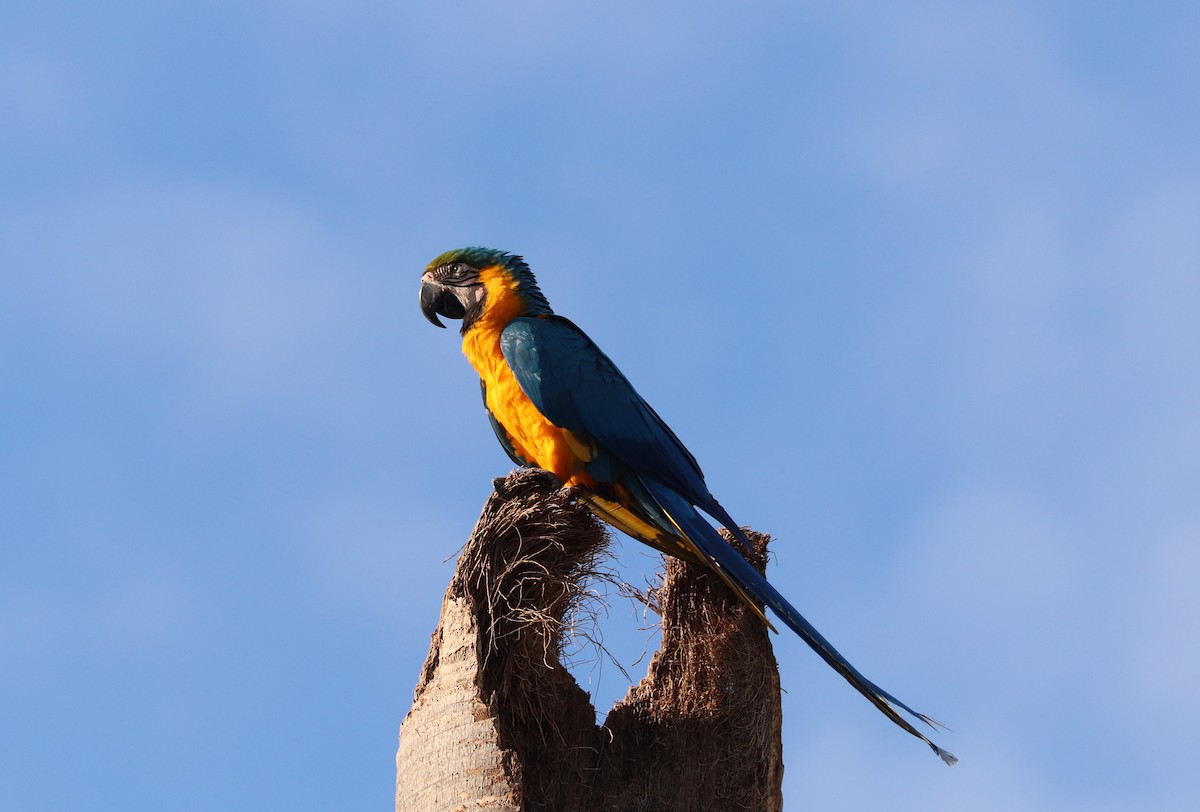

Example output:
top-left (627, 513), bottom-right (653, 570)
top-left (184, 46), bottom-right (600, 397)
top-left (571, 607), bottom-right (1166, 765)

top-left (3, 1), bottom-right (1199, 809)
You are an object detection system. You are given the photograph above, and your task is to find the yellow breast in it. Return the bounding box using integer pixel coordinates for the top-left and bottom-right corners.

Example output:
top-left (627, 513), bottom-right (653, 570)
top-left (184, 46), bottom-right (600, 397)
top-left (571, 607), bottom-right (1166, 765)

top-left (461, 266), bottom-right (583, 484)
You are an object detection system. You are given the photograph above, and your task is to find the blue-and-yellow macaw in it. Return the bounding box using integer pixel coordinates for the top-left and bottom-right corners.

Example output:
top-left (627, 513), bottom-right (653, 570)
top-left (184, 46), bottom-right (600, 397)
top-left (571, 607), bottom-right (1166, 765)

top-left (419, 247), bottom-right (955, 765)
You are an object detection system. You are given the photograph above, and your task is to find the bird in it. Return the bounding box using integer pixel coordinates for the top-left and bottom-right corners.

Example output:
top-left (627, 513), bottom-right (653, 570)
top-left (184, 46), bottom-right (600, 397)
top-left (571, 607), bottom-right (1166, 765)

top-left (419, 246), bottom-right (956, 765)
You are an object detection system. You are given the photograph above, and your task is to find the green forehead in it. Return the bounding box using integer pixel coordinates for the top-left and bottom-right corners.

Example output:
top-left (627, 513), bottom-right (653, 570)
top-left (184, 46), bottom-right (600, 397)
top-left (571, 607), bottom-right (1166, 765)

top-left (425, 247), bottom-right (514, 274)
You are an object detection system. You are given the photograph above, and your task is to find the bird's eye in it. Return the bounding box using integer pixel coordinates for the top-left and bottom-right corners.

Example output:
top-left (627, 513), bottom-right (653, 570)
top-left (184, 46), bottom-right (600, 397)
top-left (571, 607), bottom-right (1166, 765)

top-left (441, 262), bottom-right (474, 284)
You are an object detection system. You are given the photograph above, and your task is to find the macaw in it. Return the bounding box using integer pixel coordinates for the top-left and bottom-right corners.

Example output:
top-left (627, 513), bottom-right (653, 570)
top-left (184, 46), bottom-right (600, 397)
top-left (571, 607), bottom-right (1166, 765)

top-left (419, 246), bottom-right (955, 765)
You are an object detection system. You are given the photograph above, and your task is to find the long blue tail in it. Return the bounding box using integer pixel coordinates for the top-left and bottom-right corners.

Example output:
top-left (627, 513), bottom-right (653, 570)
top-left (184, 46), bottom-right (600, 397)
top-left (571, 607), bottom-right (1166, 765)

top-left (641, 477), bottom-right (957, 765)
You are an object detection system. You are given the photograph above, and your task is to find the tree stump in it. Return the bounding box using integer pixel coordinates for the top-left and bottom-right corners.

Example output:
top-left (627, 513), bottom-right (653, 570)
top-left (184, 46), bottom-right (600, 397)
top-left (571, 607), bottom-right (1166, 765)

top-left (396, 469), bottom-right (784, 811)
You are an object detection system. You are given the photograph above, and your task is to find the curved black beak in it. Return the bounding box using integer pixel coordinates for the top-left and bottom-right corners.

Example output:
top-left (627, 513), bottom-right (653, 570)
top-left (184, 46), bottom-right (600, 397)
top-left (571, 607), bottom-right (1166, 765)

top-left (420, 275), bottom-right (466, 328)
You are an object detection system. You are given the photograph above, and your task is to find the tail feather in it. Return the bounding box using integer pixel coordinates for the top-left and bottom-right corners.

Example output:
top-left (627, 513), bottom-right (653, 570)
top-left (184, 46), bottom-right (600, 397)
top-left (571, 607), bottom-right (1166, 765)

top-left (641, 477), bottom-right (957, 765)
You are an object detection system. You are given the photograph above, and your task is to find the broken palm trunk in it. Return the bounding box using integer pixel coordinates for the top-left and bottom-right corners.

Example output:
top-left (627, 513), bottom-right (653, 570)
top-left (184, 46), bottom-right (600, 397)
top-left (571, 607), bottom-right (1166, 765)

top-left (396, 469), bottom-right (784, 812)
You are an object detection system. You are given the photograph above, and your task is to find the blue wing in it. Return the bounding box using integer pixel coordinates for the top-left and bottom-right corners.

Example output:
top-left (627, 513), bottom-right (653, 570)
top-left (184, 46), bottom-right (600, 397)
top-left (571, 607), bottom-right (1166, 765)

top-left (499, 316), bottom-right (712, 503)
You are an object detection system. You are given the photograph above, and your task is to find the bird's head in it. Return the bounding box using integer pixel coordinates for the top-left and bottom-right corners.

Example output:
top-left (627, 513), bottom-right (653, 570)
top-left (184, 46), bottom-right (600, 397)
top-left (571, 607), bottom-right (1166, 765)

top-left (420, 247), bottom-right (551, 333)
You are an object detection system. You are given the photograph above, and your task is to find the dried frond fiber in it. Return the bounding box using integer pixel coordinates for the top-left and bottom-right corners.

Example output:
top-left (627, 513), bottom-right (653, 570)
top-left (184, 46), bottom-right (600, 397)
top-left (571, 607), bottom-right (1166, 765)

top-left (398, 469), bottom-right (783, 812)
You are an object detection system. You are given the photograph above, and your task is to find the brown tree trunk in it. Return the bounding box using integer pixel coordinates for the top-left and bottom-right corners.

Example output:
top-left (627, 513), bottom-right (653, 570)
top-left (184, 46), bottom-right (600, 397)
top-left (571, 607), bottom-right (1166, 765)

top-left (396, 469), bottom-right (784, 811)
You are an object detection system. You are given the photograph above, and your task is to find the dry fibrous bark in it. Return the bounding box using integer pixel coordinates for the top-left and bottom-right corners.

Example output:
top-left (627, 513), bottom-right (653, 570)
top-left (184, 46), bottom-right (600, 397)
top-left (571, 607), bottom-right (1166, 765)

top-left (396, 469), bottom-right (783, 811)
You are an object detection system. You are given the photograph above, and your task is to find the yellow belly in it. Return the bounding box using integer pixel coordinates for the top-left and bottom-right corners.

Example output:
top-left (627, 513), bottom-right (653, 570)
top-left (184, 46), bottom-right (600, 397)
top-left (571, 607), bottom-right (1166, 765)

top-left (479, 346), bottom-right (580, 481)
top-left (461, 267), bottom-right (582, 484)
